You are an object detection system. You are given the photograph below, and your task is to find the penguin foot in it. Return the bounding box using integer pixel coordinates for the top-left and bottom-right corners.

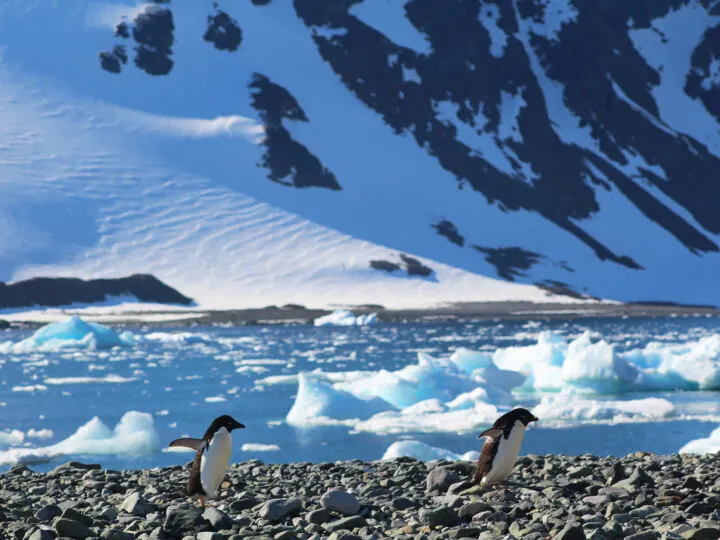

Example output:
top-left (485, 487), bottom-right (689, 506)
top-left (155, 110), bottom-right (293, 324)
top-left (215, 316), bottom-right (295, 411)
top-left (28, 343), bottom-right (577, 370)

top-left (198, 496), bottom-right (207, 508)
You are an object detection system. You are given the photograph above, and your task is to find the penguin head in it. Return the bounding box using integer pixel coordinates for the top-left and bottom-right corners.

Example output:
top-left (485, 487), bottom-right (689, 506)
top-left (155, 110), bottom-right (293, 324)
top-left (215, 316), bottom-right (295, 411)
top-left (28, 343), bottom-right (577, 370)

top-left (512, 407), bottom-right (539, 426)
top-left (211, 414), bottom-right (246, 433)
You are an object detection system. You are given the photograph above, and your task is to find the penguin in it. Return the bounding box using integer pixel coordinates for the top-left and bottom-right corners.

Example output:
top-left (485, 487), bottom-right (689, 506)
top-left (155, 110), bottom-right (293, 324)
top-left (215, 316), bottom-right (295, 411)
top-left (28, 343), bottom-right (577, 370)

top-left (169, 415), bottom-right (245, 507)
top-left (472, 408), bottom-right (538, 486)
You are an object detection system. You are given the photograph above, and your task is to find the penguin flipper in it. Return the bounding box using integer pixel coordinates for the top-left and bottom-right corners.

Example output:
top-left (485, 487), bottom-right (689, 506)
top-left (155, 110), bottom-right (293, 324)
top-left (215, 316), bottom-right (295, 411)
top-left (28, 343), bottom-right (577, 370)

top-left (478, 428), bottom-right (502, 440)
top-left (169, 437), bottom-right (205, 451)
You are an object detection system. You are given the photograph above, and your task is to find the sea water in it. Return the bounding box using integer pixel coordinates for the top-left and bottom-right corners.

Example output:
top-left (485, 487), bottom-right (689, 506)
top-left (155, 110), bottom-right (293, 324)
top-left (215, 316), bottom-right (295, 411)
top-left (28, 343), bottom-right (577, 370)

top-left (1, 315), bottom-right (719, 472)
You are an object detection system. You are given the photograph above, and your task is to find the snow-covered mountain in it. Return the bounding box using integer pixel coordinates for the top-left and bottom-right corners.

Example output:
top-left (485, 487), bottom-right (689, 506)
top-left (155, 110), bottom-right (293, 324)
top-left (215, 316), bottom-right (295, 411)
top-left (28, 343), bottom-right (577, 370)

top-left (1, 0), bottom-right (719, 308)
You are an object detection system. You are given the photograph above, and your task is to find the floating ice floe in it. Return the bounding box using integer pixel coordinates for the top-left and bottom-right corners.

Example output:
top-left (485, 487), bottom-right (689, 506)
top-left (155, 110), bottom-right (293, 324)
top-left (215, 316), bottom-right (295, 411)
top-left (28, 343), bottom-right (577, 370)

top-left (533, 395), bottom-right (676, 425)
top-left (0, 316), bottom-right (133, 353)
top-left (679, 425), bottom-right (720, 454)
top-left (286, 373), bottom-right (392, 427)
top-left (241, 443), bottom-right (280, 452)
top-left (314, 310), bottom-right (378, 327)
top-left (0, 411), bottom-right (159, 465)
top-left (382, 440), bottom-right (479, 462)
top-left (284, 329), bottom-right (720, 433)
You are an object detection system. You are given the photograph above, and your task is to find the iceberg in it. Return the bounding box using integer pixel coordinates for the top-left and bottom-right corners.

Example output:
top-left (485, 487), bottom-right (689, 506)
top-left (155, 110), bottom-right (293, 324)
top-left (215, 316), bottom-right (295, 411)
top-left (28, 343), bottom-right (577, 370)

top-left (0, 316), bottom-right (133, 353)
top-left (286, 373), bottom-right (393, 427)
top-left (334, 352), bottom-right (485, 409)
top-left (533, 395), bottom-right (676, 424)
top-left (314, 310), bottom-right (378, 327)
top-left (0, 411), bottom-right (159, 466)
top-left (353, 397), bottom-right (498, 435)
top-left (382, 440), bottom-right (479, 462)
top-left (679, 425), bottom-right (720, 454)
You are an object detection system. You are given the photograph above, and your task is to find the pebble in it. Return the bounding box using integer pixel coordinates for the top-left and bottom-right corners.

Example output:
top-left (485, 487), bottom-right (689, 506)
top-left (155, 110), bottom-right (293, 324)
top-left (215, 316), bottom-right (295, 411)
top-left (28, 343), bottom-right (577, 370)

top-left (0, 453), bottom-right (717, 540)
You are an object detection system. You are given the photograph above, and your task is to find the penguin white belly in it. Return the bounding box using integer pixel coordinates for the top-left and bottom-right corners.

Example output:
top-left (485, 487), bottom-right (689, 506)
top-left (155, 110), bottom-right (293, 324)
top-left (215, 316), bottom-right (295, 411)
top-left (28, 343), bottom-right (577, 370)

top-left (200, 427), bottom-right (232, 498)
top-left (483, 421), bottom-right (526, 484)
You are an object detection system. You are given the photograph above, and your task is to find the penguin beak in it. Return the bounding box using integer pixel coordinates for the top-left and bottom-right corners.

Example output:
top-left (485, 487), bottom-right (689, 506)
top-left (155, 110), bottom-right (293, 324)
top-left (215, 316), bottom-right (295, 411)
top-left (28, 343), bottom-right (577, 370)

top-left (530, 415), bottom-right (539, 423)
top-left (232, 420), bottom-right (245, 430)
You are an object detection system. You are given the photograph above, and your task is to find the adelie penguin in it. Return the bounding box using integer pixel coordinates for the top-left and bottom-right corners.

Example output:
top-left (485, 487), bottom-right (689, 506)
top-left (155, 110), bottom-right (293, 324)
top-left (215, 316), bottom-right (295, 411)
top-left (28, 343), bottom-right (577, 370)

top-left (169, 415), bottom-right (245, 507)
top-left (472, 408), bottom-right (538, 486)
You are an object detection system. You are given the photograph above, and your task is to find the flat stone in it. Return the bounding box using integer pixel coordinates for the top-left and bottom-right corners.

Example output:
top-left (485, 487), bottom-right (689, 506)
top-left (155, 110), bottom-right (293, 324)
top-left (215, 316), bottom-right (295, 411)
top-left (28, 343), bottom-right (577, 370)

top-left (202, 507), bottom-right (233, 531)
top-left (54, 518), bottom-right (92, 539)
top-left (324, 515), bottom-right (366, 532)
top-left (35, 505), bottom-right (62, 522)
top-left (682, 529), bottom-right (720, 540)
top-left (320, 490), bottom-right (361, 516)
top-left (259, 499), bottom-right (302, 522)
top-left (419, 507), bottom-right (459, 527)
top-left (556, 523), bottom-right (586, 540)
top-left (119, 492), bottom-right (153, 517)
top-left (426, 468), bottom-right (460, 494)
top-left (61, 508), bottom-right (93, 527)
top-left (306, 509), bottom-right (334, 525)
top-left (624, 532), bottom-right (660, 540)
top-left (26, 531), bottom-right (55, 540)
top-left (101, 529), bottom-right (135, 540)
top-left (458, 501), bottom-right (492, 519)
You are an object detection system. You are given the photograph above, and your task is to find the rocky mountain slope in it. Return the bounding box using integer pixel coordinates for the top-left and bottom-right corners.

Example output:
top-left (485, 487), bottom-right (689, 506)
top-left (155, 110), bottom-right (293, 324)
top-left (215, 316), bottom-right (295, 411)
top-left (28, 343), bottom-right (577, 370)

top-left (0, 0), bottom-right (718, 307)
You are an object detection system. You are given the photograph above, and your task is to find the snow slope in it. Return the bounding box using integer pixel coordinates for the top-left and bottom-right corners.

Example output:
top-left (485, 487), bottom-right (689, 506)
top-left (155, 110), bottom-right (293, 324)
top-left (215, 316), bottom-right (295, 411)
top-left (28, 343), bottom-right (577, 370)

top-left (0, 0), bottom-right (719, 308)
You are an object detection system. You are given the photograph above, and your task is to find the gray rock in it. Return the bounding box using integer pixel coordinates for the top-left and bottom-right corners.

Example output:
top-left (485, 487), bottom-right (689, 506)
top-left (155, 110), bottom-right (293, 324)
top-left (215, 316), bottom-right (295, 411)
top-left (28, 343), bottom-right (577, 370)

top-left (320, 490), bottom-right (361, 516)
top-left (228, 497), bottom-right (258, 514)
top-left (682, 529), bottom-right (720, 540)
top-left (202, 508), bottom-right (233, 531)
top-left (624, 532), bottom-right (660, 540)
top-left (327, 532), bottom-right (361, 540)
top-left (36, 505), bottom-right (62, 522)
top-left (259, 499), bottom-right (302, 522)
top-left (164, 504), bottom-right (210, 534)
top-left (26, 531), bottom-right (54, 540)
top-left (306, 509), bottom-right (334, 525)
top-left (630, 505), bottom-right (659, 518)
top-left (324, 516), bottom-right (366, 532)
top-left (197, 533), bottom-right (223, 540)
top-left (556, 523), bottom-right (586, 540)
top-left (419, 507), bottom-right (459, 527)
top-left (390, 497), bottom-right (415, 511)
top-left (458, 501), bottom-right (491, 519)
top-left (54, 518), bottom-right (92, 539)
top-left (426, 468), bottom-right (460, 494)
top-left (101, 530), bottom-right (135, 540)
top-left (61, 509), bottom-right (93, 528)
top-left (119, 492), bottom-right (153, 517)
top-left (447, 481), bottom-right (474, 495)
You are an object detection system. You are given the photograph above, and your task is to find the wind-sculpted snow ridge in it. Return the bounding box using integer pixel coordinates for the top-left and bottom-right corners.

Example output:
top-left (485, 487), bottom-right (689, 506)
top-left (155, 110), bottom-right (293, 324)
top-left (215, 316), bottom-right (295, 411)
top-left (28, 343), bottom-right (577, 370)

top-left (284, 330), bottom-right (720, 434)
top-left (0, 1), bottom-right (720, 307)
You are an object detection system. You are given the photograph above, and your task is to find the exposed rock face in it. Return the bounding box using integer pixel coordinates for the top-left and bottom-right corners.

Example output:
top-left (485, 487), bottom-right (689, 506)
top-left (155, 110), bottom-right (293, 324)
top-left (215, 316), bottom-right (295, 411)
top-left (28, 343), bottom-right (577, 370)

top-left (0, 274), bottom-right (193, 309)
top-left (83, 0), bottom-right (720, 304)
top-left (250, 74), bottom-right (342, 191)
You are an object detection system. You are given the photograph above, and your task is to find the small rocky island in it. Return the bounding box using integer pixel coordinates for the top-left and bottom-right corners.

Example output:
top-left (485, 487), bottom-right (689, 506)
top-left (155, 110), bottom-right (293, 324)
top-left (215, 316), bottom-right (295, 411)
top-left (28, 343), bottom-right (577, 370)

top-left (1, 453), bottom-right (719, 540)
top-left (0, 274), bottom-right (193, 310)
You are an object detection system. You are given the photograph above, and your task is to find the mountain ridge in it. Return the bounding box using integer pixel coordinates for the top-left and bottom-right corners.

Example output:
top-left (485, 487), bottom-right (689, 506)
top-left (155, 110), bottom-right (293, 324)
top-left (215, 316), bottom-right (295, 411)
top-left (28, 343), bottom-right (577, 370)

top-left (0, 0), bottom-right (718, 307)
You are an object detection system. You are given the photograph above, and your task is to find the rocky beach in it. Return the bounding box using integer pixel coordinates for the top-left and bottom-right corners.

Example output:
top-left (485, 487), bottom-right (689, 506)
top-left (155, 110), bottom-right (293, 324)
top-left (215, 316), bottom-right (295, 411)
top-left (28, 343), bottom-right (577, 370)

top-left (1, 453), bottom-right (719, 540)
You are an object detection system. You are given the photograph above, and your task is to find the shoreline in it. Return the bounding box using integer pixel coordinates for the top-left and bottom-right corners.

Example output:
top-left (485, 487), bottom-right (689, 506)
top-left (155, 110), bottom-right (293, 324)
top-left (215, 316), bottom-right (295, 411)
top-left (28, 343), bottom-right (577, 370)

top-left (2, 301), bottom-right (719, 329)
top-left (1, 453), bottom-right (718, 539)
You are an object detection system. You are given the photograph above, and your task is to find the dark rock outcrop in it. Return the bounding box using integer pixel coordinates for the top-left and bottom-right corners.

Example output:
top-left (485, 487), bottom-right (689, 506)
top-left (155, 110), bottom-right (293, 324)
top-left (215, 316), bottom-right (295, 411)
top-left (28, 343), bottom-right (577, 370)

top-left (473, 246), bottom-right (542, 282)
top-left (0, 274), bottom-right (193, 309)
top-left (203, 5), bottom-right (243, 52)
top-left (250, 73), bottom-right (342, 190)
